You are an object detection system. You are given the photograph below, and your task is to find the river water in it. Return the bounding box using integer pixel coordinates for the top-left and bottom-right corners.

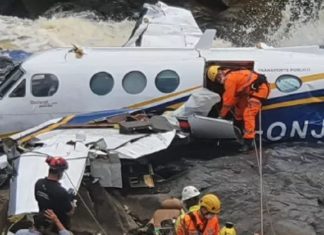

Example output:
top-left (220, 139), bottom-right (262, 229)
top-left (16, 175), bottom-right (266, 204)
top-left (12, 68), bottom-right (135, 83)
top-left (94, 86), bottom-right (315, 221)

top-left (0, 0), bottom-right (323, 52)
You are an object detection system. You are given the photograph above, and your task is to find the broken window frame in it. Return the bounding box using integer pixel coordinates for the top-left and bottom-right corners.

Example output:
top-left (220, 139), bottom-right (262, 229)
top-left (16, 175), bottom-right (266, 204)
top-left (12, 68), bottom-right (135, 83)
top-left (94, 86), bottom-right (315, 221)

top-left (9, 79), bottom-right (26, 98)
top-left (0, 66), bottom-right (24, 98)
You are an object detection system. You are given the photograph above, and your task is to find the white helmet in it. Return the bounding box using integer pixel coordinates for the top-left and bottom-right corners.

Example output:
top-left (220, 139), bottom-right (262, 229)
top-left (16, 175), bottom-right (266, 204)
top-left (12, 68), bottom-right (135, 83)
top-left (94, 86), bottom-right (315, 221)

top-left (181, 186), bottom-right (200, 201)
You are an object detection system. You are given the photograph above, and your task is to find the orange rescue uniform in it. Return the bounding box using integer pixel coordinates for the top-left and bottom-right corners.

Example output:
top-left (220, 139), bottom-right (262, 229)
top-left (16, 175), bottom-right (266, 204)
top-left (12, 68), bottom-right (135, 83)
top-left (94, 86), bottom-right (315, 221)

top-left (177, 210), bottom-right (220, 235)
top-left (219, 70), bottom-right (270, 139)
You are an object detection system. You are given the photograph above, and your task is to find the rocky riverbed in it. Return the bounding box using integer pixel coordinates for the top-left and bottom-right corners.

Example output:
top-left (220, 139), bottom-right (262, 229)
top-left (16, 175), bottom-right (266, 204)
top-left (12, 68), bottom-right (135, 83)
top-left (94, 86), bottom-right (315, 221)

top-left (1, 141), bottom-right (323, 234)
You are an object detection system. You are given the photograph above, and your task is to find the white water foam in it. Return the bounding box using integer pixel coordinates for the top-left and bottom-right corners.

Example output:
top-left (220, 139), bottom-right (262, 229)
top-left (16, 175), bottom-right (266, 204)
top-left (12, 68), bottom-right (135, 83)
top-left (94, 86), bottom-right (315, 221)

top-left (0, 1), bottom-right (324, 51)
top-left (266, 0), bottom-right (324, 47)
top-left (0, 12), bottom-right (135, 52)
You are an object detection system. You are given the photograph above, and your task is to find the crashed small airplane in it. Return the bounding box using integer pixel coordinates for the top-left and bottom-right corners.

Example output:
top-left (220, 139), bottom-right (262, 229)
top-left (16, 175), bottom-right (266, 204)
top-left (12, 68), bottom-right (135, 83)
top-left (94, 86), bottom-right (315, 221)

top-left (2, 2), bottom-right (324, 233)
top-left (0, 1), bottom-right (324, 143)
top-left (2, 88), bottom-right (239, 223)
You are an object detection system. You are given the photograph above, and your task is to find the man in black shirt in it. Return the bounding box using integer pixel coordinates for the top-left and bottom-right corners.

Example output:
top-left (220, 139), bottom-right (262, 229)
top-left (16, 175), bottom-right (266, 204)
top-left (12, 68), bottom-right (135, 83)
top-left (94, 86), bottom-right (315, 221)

top-left (34, 156), bottom-right (75, 228)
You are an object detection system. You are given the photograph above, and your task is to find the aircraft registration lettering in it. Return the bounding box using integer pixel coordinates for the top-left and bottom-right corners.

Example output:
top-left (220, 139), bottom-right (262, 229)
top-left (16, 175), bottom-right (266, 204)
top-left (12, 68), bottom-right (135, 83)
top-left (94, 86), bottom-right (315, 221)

top-left (30, 100), bottom-right (58, 108)
top-left (266, 120), bottom-right (324, 141)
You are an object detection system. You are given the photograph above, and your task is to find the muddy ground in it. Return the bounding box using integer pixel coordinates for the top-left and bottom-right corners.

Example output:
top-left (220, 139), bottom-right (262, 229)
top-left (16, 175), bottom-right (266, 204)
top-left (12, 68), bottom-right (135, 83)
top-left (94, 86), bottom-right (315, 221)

top-left (1, 141), bottom-right (324, 235)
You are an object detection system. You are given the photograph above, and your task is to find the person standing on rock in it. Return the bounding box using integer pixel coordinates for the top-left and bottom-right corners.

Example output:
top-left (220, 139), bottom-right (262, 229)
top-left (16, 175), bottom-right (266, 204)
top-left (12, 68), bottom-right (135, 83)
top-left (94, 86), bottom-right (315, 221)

top-left (34, 156), bottom-right (75, 229)
top-left (177, 193), bottom-right (221, 235)
top-left (175, 185), bottom-right (201, 231)
top-left (207, 65), bottom-right (270, 152)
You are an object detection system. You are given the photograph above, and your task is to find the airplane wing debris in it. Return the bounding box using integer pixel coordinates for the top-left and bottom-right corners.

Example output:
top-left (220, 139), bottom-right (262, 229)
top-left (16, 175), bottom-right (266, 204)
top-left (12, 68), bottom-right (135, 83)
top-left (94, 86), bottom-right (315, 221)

top-left (8, 143), bottom-right (88, 216)
top-left (125, 1), bottom-right (202, 48)
top-left (5, 88), bottom-right (241, 216)
top-left (188, 114), bottom-right (242, 140)
top-left (115, 130), bottom-right (176, 159)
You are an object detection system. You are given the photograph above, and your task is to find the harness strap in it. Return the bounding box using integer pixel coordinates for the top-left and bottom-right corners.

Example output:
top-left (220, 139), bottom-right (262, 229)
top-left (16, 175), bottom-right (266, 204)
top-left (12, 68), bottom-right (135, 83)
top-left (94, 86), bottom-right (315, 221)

top-left (188, 212), bottom-right (208, 234)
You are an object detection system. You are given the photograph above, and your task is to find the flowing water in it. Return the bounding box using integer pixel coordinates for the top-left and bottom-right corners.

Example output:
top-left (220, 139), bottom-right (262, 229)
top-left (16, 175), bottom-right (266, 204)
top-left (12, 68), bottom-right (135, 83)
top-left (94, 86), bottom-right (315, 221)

top-left (0, 0), bottom-right (323, 52)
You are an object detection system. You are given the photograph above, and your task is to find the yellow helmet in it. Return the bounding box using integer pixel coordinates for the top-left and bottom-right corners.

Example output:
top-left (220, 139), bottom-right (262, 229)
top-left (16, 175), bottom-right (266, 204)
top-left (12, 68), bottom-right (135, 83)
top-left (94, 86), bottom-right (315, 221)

top-left (207, 65), bottom-right (221, 82)
top-left (199, 194), bottom-right (221, 214)
top-left (220, 222), bottom-right (236, 235)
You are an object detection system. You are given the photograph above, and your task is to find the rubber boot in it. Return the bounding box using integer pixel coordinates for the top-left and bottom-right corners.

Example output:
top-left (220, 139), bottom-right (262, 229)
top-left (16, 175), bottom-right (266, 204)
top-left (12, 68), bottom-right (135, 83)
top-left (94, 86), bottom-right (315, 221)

top-left (238, 139), bottom-right (254, 153)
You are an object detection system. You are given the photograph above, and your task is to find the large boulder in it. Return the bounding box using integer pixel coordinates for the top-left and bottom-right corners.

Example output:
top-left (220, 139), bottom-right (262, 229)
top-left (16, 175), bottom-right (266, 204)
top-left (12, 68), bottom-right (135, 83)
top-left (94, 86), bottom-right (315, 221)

top-left (274, 220), bottom-right (316, 235)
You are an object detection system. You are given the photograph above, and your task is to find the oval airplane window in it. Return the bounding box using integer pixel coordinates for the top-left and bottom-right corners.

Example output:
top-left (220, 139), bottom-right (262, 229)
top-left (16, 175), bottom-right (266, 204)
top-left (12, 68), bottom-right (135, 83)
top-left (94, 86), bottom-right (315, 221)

top-left (90, 72), bottom-right (114, 96)
top-left (122, 71), bottom-right (147, 94)
top-left (32, 74), bottom-right (59, 97)
top-left (275, 74), bottom-right (302, 93)
top-left (155, 70), bottom-right (180, 93)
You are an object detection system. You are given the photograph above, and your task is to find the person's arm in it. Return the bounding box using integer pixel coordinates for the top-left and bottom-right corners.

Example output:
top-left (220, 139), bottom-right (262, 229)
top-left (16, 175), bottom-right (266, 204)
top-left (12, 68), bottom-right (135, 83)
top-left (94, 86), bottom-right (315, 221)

top-left (176, 215), bottom-right (188, 235)
top-left (220, 77), bottom-right (237, 118)
top-left (60, 188), bottom-right (75, 216)
top-left (44, 209), bottom-right (66, 231)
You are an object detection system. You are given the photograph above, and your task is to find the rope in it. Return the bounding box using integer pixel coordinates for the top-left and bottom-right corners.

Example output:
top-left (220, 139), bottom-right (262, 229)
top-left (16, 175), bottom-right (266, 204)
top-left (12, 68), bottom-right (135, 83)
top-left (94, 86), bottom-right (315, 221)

top-left (258, 110), bottom-right (264, 235)
top-left (253, 129), bottom-right (276, 235)
top-left (64, 171), bottom-right (108, 235)
top-left (253, 112), bottom-right (277, 235)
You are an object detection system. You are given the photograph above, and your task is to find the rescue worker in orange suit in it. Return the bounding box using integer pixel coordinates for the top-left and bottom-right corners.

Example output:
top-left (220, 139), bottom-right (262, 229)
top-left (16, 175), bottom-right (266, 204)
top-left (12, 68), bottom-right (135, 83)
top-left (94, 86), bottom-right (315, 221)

top-left (177, 193), bottom-right (221, 235)
top-left (35, 156), bottom-right (76, 229)
top-left (207, 65), bottom-right (270, 152)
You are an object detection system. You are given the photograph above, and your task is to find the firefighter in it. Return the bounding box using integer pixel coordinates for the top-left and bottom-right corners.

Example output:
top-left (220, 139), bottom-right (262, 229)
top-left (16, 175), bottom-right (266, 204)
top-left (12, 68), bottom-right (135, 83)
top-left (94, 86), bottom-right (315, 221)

top-left (207, 65), bottom-right (270, 152)
top-left (34, 156), bottom-right (76, 229)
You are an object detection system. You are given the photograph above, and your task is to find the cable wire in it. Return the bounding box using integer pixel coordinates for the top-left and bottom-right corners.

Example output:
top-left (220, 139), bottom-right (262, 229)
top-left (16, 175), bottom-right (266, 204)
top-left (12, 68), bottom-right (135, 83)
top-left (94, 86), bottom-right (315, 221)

top-left (258, 110), bottom-right (264, 235)
top-left (64, 171), bottom-right (108, 235)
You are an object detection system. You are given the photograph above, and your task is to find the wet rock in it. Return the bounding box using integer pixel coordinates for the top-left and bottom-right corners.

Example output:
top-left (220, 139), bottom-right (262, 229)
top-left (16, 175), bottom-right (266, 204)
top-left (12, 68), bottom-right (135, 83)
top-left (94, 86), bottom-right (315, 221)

top-left (1, 142), bottom-right (324, 234)
top-left (71, 186), bottom-right (100, 234)
top-left (21, 0), bottom-right (58, 18)
top-left (0, 189), bottom-right (9, 233)
top-left (120, 194), bottom-right (169, 222)
top-left (85, 183), bottom-right (139, 234)
top-left (274, 220), bottom-right (316, 235)
top-left (212, 0), bottom-right (323, 46)
top-left (151, 142), bottom-right (324, 235)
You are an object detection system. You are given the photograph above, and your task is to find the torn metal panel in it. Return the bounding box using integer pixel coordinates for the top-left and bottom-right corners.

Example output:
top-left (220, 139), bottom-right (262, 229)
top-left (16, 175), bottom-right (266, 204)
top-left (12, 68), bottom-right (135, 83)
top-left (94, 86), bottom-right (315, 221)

top-left (8, 143), bottom-right (88, 216)
top-left (10, 118), bottom-right (62, 141)
top-left (0, 155), bottom-right (8, 170)
top-left (188, 114), bottom-right (242, 140)
top-left (30, 129), bottom-right (146, 150)
top-left (90, 152), bottom-right (122, 188)
top-left (115, 130), bottom-right (176, 159)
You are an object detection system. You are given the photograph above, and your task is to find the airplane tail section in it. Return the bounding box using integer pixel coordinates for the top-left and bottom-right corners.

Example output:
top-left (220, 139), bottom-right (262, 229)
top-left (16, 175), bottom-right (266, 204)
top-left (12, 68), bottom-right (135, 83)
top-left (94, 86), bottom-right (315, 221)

top-left (195, 29), bottom-right (216, 50)
top-left (124, 1), bottom-right (203, 48)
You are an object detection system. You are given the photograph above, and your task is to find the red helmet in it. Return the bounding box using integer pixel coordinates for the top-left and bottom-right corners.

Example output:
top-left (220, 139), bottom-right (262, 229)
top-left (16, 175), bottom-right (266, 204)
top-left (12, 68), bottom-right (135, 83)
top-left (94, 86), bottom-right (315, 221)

top-left (46, 156), bottom-right (68, 171)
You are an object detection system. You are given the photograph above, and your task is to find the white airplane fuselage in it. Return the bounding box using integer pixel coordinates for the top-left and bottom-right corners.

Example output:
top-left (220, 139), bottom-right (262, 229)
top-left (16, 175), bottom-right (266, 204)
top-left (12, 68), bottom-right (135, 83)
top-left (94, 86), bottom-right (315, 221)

top-left (1, 46), bottom-right (324, 142)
